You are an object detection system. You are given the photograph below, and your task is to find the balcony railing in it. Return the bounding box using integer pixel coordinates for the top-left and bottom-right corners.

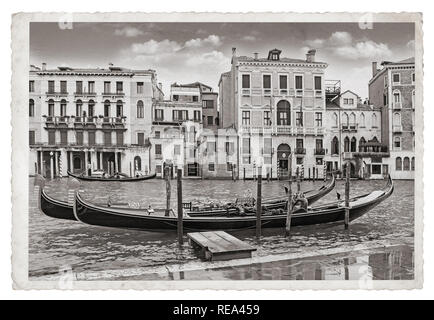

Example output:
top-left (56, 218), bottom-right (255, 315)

top-left (74, 91), bottom-right (97, 96)
top-left (342, 124), bottom-right (358, 132)
top-left (241, 89), bottom-right (251, 96)
top-left (102, 91), bottom-right (125, 97)
top-left (44, 116), bottom-right (126, 127)
top-left (393, 125), bottom-right (403, 132)
top-left (294, 148), bottom-right (306, 155)
top-left (46, 91), bottom-right (68, 96)
top-left (314, 148), bottom-right (326, 155)
top-left (343, 152), bottom-right (354, 159)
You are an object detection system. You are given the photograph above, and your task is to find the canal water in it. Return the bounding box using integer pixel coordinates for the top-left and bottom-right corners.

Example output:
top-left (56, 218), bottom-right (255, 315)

top-left (28, 177), bottom-right (415, 280)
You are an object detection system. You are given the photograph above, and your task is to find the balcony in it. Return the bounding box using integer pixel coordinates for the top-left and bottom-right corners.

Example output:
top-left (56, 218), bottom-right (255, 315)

top-left (102, 91), bottom-right (125, 98)
top-left (342, 124), bottom-right (358, 132)
top-left (74, 91), bottom-right (97, 97)
top-left (263, 89), bottom-right (272, 97)
top-left (393, 125), bottom-right (403, 133)
top-left (241, 89), bottom-right (251, 96)
top-left (295, 89), bottom-right (303, 97)
top-left (315, 90), bottom-right (322, 97)
top-left (274, 125), bottom-right (292, 135)
top-left (279, 89), bottom-right (288, 96)
top-left (294, 148), bottom-right (306, 155)
top-left (314, 148), bottom-right (326, 155)
top-left (353, 145), bottom-right (389, 158)
top-left (43, 116), bottom-right (126, 129)
top-left (393, 102), bottom-right (402, 110)
top-left (46, 91), bottom-right (68, 97)
top-left (343, 152), bottom-right (354, 160)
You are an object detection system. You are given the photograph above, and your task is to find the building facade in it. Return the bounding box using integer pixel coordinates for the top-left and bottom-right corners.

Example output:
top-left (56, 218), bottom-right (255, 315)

top-left (220, 48), bottom-right (328, 179)
top-left (369, 58), bottom-right (415, 180)
top-left (29, 64), bottom-right (162, 178)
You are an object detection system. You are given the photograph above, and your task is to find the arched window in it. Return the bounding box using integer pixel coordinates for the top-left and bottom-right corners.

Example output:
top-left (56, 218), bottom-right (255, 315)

top-left (60, 99), bottom-right (67, 117)
top-left (344, 136), bottom-right (350, 152)
top-left (359, 137), bottom-right (366, 146)
top-left (360, 113), bottom-right (365, 127)
top-left (88, 100), bottom-right (95, 117)
top-left (342, 113), bottom-right (349, 127)
top-left (372, 114), bottom-right (377, 128)
top-left (333, 113), bottom-right (338, 127)
top-left (351, 137), bottom-right (357, 152)
top-left (116, 100), bottom-right (123, 118)
top-left (396, 157), bottom-right (402, 171)
top-left (403, 157), bottom-right (410, 171)
top-left (331, 137), bottom-right (339, 155)
top-left (104, 100), bottom-right (111, 117)
top-left (134, 156), bottom-right (142, 172)
top-left (29, 99), bottom-right (34, 117)
top-left (349, 112), bottom-right (356, 125)
top-left (48, 99), bottom-right (54, 117)
top-left (393, 90), bottom-right (401, 106)
top-left (277, 100), bottom-right (291, 125)
top-left (76, 99), bottom-right (83, 117)
top-left (393, 112), bottom-right (401, 126)
top-left (394, 136), bottom-right (401, 150)
top-left (411, 157), bottom-right (415, 171)
top-left (137, 100), bottom-right (144, 118)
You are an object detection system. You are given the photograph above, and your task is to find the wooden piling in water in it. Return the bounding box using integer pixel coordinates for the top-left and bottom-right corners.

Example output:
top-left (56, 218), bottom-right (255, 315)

top-left (177, 168), bottom-right (183, 245)
top-left (344, 163), bottom-right (350, 230)
top-left (165, 166), bottom-right (171, 217)
top-left (285, 152), bottom-right (293, 237)
top-left (256, 166), bottom-right (262, 239)
top-left (296, 167), bottom-right (301, 193)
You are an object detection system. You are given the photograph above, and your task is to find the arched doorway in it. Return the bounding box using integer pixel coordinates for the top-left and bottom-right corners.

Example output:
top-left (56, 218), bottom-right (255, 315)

top-left (343, 162), bottom-right (356, 177)
top-left (277, 143), bottom-right (291, 176)
top-left (73, 156), bottom-right (82, 172)
top-left (134, 156), bottom-right (142, 174)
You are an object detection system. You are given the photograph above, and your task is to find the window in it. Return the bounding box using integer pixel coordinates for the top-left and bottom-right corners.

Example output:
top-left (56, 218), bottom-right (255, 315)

top-left (29, 81), bottom-right (34, 92)
top-left (316, 158), bottom-right (323, 165)
top-left (411, 157), bottom-right (415, 171)
top-left (360, 113), bottom-right (366, 127)
top-left (296, 139), bottom-right (304, 149)
top-left (243, 137), bottom-right (250, 154)
top-left (279, 75), bottom-right (288, 90)
top-left (315, 112), bottom-right (322, 127)
top-left (277, 100), bottom-right (290, 125)
top-left (344, 137), bottom-right (350, 152)
top-left (173, 95), bottom-right (179, 101)
top-left (207, 141), bottom-right (216, 155)
top-left (242, 111), bottom-right (250, 125)
top-left (296, 112), bottom-right (303, 127)
top-left (60, 81), bottom-right (67, 94)
top-left (137, 100), bottom-right (144, 118)
top-left (372, 114), bottom-right (378, 128)
top-left (29, 99), bottom-right (34, 117)
top-left (116, 101), bottom-right (123, 117)
top-left (88, 81), bottom-right (95, 93)
top-left (314, 76), bottom-right (322, 91)
top-left (137, 132), bottom-right (145, 146)
top-left (173, 110), bottom-right (188, 121)
top-left (104, 81), bottom-right (111, 93)
top-left (264, 138), bottom-right (272, 154)
top-left (137, 82), bottom-right (144, 94)
top-left (332, 113), bottom-right (338, 127)
top-left (316, 139), bottom-right (323, 150)
top-left (174, 145), bottom-right (181, 155)
top-left (263, 74), bottom-right (271, 89)
top-left (88, 100), bottom-right (95, 117)
top-left (296, 157), bottom-right (303, 165)
top-left (396, 157), bottom-right (402, 171)
top-left (88, 131), bottom-right (95, 146)
top-left (208, 163), bottom-right (215, 172)
top-left (134, 156), bottom-right (142, 171)
top-left (155, 144), bottom-right (162, 155)
top-left (225, 142), bottom-right (234, 155)
top-left (403, 157), bottom-right (410, 171)
top-left (116, 81), bottom-right (123, 94)
top-left (192, 96), bottom-right (198, 102)
top-left (48, 131), bottom-right (55, 145)
top-left (155, 109), bottom-right (164, 121)
top-left (104, 132), bottom-right (112, 146)
top-left (351, 137), bottom-right (357, 152)
top-left (29, 131), bottom-right (35, 145)
top-left (295, 75), bottom-right (303, 94)
top-left (156, 165), bottom-right (162, 174)
top-left (76, 81), bottom-right (83, 94)
top-left (194, 110), bottom-right (201, 121)
top-left (227, 163), bottom-right (233, 171)
top-left (104, 100), bottom-right (111, 117)
top-left (264, 111), bottom-right (271, 126)
top-left (48, 99), bottom-right (54, 117)
top-left (204, 115), bottom-right (213, 125)
top-left (204, 100), bottom-right (214, 109)
top-left (393, 91), bottom-right (401, 104)
top-left (76, 131), bottom-right (83, 145)
top-left (76, 100), bottom-right (82, 117)
top-left (60, 131), bottom-right (68, 145)
top-left (393, 112), bottom-right (401, 126)
top-left (116, 132), bottom-right (124, 146)
top-left (412, 73), bottom-right (415, 84)
top-left (48, 81), bottom-right (55, 93)
top-left (392, 73), bottom-right (400, 84)
top-left (60, 99), bottom-right (67, 117)
top-left (242, 74), bottom-right (250, 88)
top-left (394, 136), bottom-right (401, 149)
top-left (154, 131), bottom-right (160, 139)
top-left (331, 137), bottom-right (339, 155)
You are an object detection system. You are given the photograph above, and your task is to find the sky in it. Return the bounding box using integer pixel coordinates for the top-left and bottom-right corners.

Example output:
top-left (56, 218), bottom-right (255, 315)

top-left (30, 22), bottom-right (415, 98)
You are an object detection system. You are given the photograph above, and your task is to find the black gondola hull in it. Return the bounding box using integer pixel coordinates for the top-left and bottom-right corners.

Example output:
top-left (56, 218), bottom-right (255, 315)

top-left (67, 171), bottom-right (156, 182)
top-left (40, 188), bottom-right (76, 221)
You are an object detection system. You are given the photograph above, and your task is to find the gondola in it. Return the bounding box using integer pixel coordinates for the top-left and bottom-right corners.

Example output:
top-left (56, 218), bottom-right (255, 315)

top-left (67, 170), bottom-right (156, 182)
top-left (188, 174), bottom-right (336, 217)
top-left (73, 175), bottom-right (394, 232)
top-left (39, 174), bottom-right (335, 221)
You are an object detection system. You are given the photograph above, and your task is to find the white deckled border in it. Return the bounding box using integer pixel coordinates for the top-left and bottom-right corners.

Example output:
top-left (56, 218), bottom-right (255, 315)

top-left (11, 12), bottom-right (424, 290)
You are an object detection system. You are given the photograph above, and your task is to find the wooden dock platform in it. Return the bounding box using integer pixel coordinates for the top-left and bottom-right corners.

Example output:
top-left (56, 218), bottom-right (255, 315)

top-left (187, 231), bottom-right (256, 261)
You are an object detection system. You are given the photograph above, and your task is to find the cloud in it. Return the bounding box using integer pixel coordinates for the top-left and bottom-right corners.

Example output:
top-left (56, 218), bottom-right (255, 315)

top-left (242, 35), bottom-right (256, 42)
top-left (185, 50), bottom-right (227, 67)
top-left (304, 31), bottom-right (391, 60)
top-left (407, 39), bottom-right (415, 50)
top-left (114, 27), bottom-right (145, 37)
top-left (184, 35), bottom-right (222, 48)
top-left (130, 39), bottom-right (182, 55)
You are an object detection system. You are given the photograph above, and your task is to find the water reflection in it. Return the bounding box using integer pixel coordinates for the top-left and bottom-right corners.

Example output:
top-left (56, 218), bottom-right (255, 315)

top-left (29, 177), bottom-right (414, 279)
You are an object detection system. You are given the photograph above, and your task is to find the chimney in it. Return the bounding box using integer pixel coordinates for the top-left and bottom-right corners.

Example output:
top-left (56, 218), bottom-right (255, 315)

top-left (254, 52), bottom-right (258, 60)
top-left (306, 49), bottom-right (316, 63)
top-left (42, 62), bottom-right (46, 71)
top-left (372, 62), bottom-right (378, 77)
top-left (232, 47), bottom-right (236, 56)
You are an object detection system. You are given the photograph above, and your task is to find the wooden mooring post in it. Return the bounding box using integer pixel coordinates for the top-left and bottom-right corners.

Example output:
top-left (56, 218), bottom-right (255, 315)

top-left (296, 167), bottom-right (301, 193)
top-left (177, 169), bottom-right (184, 245)
top-left (165, 166), bottom-right (171, 217)
top-left (344, 162), bottom-right (350, 230)
top-left (285, 152), bottom-right (293, 237)
top-left (256, 166), bottom-right (262, 239)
